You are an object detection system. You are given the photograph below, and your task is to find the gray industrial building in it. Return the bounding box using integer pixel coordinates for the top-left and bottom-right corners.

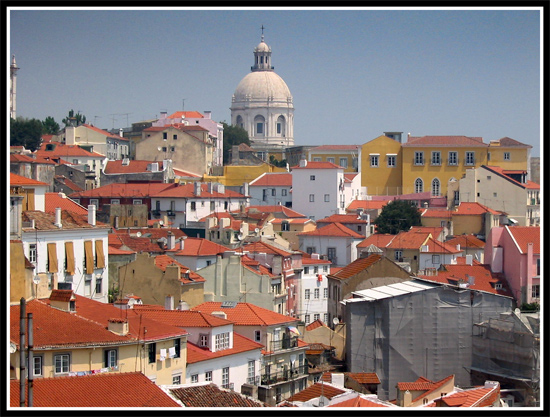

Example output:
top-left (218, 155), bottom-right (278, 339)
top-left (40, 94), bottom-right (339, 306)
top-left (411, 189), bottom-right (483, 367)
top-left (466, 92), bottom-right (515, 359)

top-left (343, 279), bottom-right (514, 400)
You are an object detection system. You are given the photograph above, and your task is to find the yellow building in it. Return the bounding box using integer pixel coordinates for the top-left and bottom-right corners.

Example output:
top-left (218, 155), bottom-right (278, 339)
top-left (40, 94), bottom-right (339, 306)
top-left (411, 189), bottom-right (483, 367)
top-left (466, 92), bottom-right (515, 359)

top-left (204, 163), bottom-right (287, 187)
top-left (360, 135), bottom-right (403, 195)
top-left (308, 145), bottom-right (361, 172)
top-left (10, 291), bottom-right (187, 385)
top-left (487, 136), bottom-right (532, 171)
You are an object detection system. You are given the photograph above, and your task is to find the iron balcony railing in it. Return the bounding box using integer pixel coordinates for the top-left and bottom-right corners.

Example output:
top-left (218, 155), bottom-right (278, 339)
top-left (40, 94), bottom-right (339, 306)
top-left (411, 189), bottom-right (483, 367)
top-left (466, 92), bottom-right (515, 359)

top-left (269, 336), bottom-right (299, 352)
top-left (260, 364), bottom-right (308, 385)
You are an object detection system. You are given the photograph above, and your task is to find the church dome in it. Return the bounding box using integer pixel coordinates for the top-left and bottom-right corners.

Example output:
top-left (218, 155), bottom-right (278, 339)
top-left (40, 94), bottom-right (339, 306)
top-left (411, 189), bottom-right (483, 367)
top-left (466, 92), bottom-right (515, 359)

top-left (254, 41), bottom-right (270, 53)
top-left (233, 71), bottom-right (292, 103)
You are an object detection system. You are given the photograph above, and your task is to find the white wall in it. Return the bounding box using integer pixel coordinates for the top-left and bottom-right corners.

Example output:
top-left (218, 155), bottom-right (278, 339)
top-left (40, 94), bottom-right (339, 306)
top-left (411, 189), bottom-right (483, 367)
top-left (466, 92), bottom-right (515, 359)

top-left (299, 263), bottom-right (329, 324)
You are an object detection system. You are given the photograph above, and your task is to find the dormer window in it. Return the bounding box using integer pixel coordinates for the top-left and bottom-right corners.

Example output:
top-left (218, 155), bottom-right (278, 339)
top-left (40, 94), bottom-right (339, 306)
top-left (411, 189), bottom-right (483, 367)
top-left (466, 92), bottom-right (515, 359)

top-left (199, 334), bottom-right (209, 347)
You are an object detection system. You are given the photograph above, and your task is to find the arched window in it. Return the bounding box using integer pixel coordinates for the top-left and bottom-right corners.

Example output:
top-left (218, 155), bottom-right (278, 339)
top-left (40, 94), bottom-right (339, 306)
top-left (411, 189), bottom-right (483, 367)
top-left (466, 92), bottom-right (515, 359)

top-left (236, 115), bottom-right (244, 129)
top-left (254, 115), bottom-right (265, 136)
top-left (432, 178), bottom-right (440, 196)
top-left (276, 115), bottom-right (286, 136)
top-left (415, 178), bottom-right (423, 193)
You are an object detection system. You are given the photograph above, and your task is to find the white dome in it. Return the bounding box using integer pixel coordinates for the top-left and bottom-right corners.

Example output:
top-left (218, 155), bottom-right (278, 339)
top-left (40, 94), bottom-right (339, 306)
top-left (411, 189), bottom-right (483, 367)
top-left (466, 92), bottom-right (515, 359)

top-left (233, 71), bottom-right (292, 103)
top-left (254, 41), bottom-right (270, 53)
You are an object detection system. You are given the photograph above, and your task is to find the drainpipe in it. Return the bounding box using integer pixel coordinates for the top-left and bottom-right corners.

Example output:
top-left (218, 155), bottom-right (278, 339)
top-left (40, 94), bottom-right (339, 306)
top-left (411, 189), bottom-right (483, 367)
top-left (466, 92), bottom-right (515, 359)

top-left (27, 313), bottom-right (33, 407)
top-left (19, 298), bottom-right (26, 407)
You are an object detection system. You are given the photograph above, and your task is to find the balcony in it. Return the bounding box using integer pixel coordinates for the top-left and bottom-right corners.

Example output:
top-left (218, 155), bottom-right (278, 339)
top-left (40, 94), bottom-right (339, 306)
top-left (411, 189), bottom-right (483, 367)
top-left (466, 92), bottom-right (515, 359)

top-left (167, 210), bottom-right (176, 217)
top-left (260, 364), bottom-right (307, 385)
top-left (152, 209), bottom-right (161, 217)
top-left (268, 336), bottom-right (299, 352)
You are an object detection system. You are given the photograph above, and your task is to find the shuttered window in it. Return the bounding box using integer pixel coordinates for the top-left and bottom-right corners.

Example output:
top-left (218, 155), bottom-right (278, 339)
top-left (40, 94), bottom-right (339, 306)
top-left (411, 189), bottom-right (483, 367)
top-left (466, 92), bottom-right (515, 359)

top-left (95, 240), bottom-right (105, 268)
top-left (84, 240), bottom-right (94, 274)
top-left (47, 243), bottom-right (58, 273)
top-left (65, 242), bottom-right (75, 275)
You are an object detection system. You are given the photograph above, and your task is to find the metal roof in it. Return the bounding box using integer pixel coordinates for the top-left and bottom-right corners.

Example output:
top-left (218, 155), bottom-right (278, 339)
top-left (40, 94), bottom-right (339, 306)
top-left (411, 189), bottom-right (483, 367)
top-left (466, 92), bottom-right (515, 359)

top-left (343, 280), bottom-right (438, 303)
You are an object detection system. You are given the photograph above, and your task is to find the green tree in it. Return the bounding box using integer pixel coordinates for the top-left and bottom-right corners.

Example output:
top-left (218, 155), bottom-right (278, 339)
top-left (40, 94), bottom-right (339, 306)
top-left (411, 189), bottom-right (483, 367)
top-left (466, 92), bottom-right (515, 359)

top-left (62, 109), bottom-right (86, 127)
top-left (42, 116), bottom-right (60, 134)
top-left (373, 199), bottom-right (422, 234)
top-left (222, 122), bottom-right (250, 164)
top-left (10, 117), bottom-right (43, 151)
top-left (269, 155), bottom-right (288, 168)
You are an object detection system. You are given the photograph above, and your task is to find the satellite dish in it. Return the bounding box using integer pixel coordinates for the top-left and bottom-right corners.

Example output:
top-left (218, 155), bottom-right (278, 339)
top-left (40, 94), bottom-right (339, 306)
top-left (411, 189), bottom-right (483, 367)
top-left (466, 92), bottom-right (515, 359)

top-left (254, 228), bottom-right (259, 233)
top-left (237, 234), bottom-right (244, 240)
top-left (157, 147), bottom-right (162, 151)
top-left (10, 342), bottom-right (16, 354)
top-left (159, 220), bottom-right (164, 225)
top-left (136, 231), bottom-right (142, 237)
top-left (332, 317), bottom-right (340, 326)
top-left (32, 275), bottom-right (40, 285)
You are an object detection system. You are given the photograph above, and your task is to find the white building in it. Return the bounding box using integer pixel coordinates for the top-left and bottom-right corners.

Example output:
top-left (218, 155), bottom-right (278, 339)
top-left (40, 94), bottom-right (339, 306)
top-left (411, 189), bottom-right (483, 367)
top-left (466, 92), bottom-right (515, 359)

top-left (248, 172), bottom-right (292, 207)
top-left (296, 255), bottom-right (331, 325)
top-left (291, 160), bottom-right (360, 221)
top-left (231, 31), bottom-right (294, 156)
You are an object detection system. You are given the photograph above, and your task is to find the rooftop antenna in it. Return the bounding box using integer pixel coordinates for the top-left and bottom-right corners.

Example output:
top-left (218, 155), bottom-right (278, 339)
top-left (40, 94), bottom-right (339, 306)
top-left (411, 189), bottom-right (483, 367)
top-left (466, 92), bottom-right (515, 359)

top-left (93, 116), bottom-right (101, 126)
top-left (118, 113), bottom-right (132, 127)
top-left (182, 98), bottom-right (187, 111)
top-left (109, 114), bottom-right (118, 129)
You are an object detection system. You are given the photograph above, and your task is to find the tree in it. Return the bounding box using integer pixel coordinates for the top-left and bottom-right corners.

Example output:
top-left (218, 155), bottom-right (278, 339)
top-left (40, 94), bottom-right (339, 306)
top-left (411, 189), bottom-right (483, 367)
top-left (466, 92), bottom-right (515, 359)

top-left (373, 199), bottom-right (422, 234)
top-left (10, 117), bottom-right (43, 151)
top-left (62, 109), bottom-right (86, 127)
top-left (221, 122), bottom-right (250, 164)
top-left (269, 155), bottom-right (288, 168)
top-left (42, 116), bottom-right (60, 134)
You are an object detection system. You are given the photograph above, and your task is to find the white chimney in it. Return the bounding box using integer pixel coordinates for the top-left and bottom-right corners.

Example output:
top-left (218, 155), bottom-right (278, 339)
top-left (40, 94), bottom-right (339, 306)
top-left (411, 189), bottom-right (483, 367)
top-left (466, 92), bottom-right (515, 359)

top-left (211, 311), bottom-right (227, 319)
top-left (119, 128), bottom-right (123, 137)
top-left (299, 159), bottom-right (308, 168)
top-left (108, 318), bottom-right (129, 336)
top-left (54, 207), bottom-right (62, 228)
top-left (167, 231), bottom-right (175, 250)
top-left (456, 244), bottom-right (461, 251)
top-left (194, 182), bottom-right (202, 196)
top-left (204, 111), bottom-right (212, 119)
top-left (88, 204), bottom-right (96, 226)
top-left (466, 254), bottom-right (473, 265)
top-left (165, 295), bottom-right (174, 310)
top-left (179, 237), bottom-right (185, 250)
top-left (65, 125), bottom-right (76, 145)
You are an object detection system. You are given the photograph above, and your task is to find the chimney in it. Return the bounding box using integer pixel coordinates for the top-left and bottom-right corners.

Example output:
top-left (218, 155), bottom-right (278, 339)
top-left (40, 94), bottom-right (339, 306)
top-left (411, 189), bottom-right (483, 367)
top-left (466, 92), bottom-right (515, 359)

top-left (119, 128), bottom-right (123, 137)
top-left (165, 295), bottom-right (174, 310)
top-left (204, 111), bottom-right (212, 119)
top-left (299, 159), bottom-right (308, 167)
top-left (54, 207), bottom-right (62, 228)
top-left (167, 231), bottom-right (175, 250)
top-left (466, 254), bottom-right (473, 265)
top-left (242, 182), bottom-right (249, 196)
top-left (194, 182), bottom-right (202, 196)
top-left (179, 237), bottom-right (186, 250)
top-left (456, 244), bottom-right (461, 251)
top-left (232, 145), bottom-right (240, 164)
top-left (65, 125), bottom-right (76, 145)
top-left (88, 205), bottom-right (96, 226)
top-left (108, 318), bottom-right (129, 336)
top-left (211, 311), bottom-right (227, 319)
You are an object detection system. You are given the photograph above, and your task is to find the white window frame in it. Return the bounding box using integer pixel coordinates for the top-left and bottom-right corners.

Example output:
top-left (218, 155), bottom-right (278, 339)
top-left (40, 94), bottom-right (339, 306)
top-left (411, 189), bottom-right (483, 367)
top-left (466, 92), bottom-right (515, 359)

top-left (448, 151), bottom-right (458, 165)
top-left (205, 371), bottom-right (212, 382)
top-left (339, 157), bottom-right (348, 168)
top-left (309, 194), bottom-right (314, 202)
top-left (54, 353), bottom-right (70, 374)
top-left (33, 355), bottom-right (43, 377)
top-left (431, 151), bottom-right (441, 165)
top-left (324, 194), bottom-right (330, 202)
top-left (387, 154), bottom-right (396, 167)
top-left (314, 288), bottom-right (320, 299)
top-left (191, 374), bottom-right (199, 383)
top-left (305, 289), bottom-right (310, 300)
top-left (327, 157), bottom-right (335, 164)
top-left (370, 155), bottom-right (379, 167)
top-left (504, 152), bottom-right (511, 161)
top-left (414, 151), bottom-right (424, 165)
top-left (465, 151), bottom-right (475, 165)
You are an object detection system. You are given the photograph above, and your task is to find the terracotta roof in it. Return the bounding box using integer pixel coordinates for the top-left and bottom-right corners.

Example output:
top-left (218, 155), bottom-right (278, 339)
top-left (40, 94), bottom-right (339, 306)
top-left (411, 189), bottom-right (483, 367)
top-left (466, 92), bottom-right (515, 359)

top-left (506, 226), bottom-right (540, 254)
top-left (103, 159), bottom-right (164, 174)
top-left (240, 240), bottom-right (293, 257)
top-left (386, 230), bottom-right (432, 250)
top-left (240, 255), bottom-right (276, 277)
top-left (10, 172), bottom-right (48, 186)
top-left (173, 237), bottom-right (230, 256)
top-left (291, 161), bottom-right (343, 170)
top-left (286, 382), bottom-right (346, 402)
top-left (423, 237), bottom-right (463, 254)
top-left (482, 165), bottom-right (539, 189)
top-left (346, 199), bottom-right (388, 212)
top-left (404, 135), bottom-right (486, 147)
top-left (169, 383), bottom-right (265, 407)
top-left (186, 333), bottom-right (264, 364)
top-left (10, 372), bottom-right (180, 407)
top-left (10, 153), bottom-right (58, 164)
top-left (37, 142), bottom-right (105, 157)
top-left (357, 233), bottom-right (395, 248)
top-left (114, 227), bottom-right (187, 240)
top-left (446, 234), bottom-right (485, 249)
top-left (192, 302), bottom-right (299, 327)
top-left (249, 172), bottom-right (292, 187)
top-left (112, 234), bottom-right (164, 253)
top-left (153, 255), bottom-right (205, 283)
top-left (108, 246), bottom-right (136, 255)
top-left (454, 202), bottom-right (500, 216)
top-left (54, 175), bottom-right (84, 192)
top-left (309, 145), bottom-right (360, 151)
top-left (409, 226), bottom-right (445, 238)
top-left (489, 136), bottom-right (531, 148)
top-left (298, 222), bottom-right (364, 238)
top-left (316, 214), bottom-right (370, 225)
top-left (301, 256), bottom-right (331, 265)
top-left (240, 205), bottom-right (307, 218)
top-left (49, 289), bottom-right (74, 302)
top-left (421, 208), bottom-right (453, 218)
top-left (344, 173), bottom-right (358, 182)
top-left (347, 372), bottom-right (381, 385)
top-left (69, 182), bottom-right (172, 199)
top-left (438, 385), bottom-right (500, 407)
top-left (305, 319), bottom-right (327, 331)
top-left (397, 375), bottom-right (455, 403)
top-left (329, 396), bottom-right (391, 407)
top-left (45, 192), bottom-right (88, 215)
top-left (152, 183), bottom-right (246, 199)
top-left (143, 124), bottom-right (208, 133)
top-left (167, 110), bottom-right (204, 119)
top-left (173, 168), bottom-right (202, 178)
top-left (134, 308), bottom-right (232, 328)
top-left (22, 210), bottom-right (109, 231)
top-left (329, 254), bottom-right (383, 280)
top-left (81, 123), bottom-right (128, 140)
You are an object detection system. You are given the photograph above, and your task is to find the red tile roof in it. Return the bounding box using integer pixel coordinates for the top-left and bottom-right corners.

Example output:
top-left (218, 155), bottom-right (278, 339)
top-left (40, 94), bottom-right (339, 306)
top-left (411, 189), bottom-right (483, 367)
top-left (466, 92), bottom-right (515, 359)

top-left (329, 396), bottom-right (391, 407)
top-left (346, 200), bottom-right (388, 212)
top-left (291, 161), bottom-right (343, 170)
top-left (438, 384), bottom-right (500, 407)
top-left (329, 254), bottom-right (384, 280)
top-left (347, 372), bottom-right (381, 385)
top-left (489, 136), bottom-right (531, 148)
top-left (10, 153), bottom-right (58, 164)
top-left (186, 333), bottom-right (264, 364)
top-left (45, 192), bottom-right (88, 215)
top-left (240, 255), bottom-right (276, 277)
top-left (153, 255), bottom-right (205, 283)
top-left (309, 145), bottom-right (361, 151)
top-left (404, 135), bottom-right (486, 147)
top-left (173, 168), bottom-right (202, 178)
top-left (398, 374), bottom-right (455, 403)
top-left (249, 172), bottom-right (292, 187)
top-left (483, 165), bottom-right (539, 189)
top-left (134, 308), bottom-right (232, 328)
top-left (10, 372), bottom-right (180, 407)
top-left (173, 237), bottom-right (230, 256)
top-left (22, 210), bottom-right (109, 231)
top-left (10, 172), bottom-right (48, 186)
top-left (445, 234), bottom-right (485, 249)
top-left (301, 256), bottom-right (331, 265)
top-left (305, 319), bottom-right (327, 331)
top-left (298, 222), bottom-right (364, 238)
top-left (54, 175), bottom-right (84, 192)
top-left (454, 202), bottom-right (500, 216)
top-left (167, 110), bottom-right (205, 119)
top-left (357, 233), bottom-right (395, 248)
top-left (114, 227), bottom-right (187, 240)
top-left (423, 237), bottom-right (462, 254)
top-left (112, 234), bottom-right (164, 253)
top-left (37, 142), bottom-right (105, 157)
top-left (192, 302), bottom-right (299, 327)
top-left (421, 208), bottom-right (453, 218)
top-left (238, 205), bottom-right (307, 218)
top-left (103, 159), bottom-right (164, 174)
top-left (69, 182), bottom-right (173, 199)
top-left (286, 382), bottom-right (346, 402)
top-left (240, 240), bottom-right (293, 257)
top-left (316, 214), bottom-right (370, 225)
top-left (506, 226), bottom-right (540, 254)
top-left (169, 383), bottom-right (266, 407)
top-left (386, 230), bottom-right (431, 250)
top-left (81, 123), bottom-right (128, 140)
top-left (152, 183), bottom-right (246, 199)
top-left (108, 246), bottom-right (136, 255)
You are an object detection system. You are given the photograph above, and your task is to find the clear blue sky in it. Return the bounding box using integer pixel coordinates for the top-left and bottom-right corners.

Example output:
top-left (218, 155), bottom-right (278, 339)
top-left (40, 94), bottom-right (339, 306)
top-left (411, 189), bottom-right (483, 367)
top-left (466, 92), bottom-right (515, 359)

top-left (8, 7), bottom-right (542, 156)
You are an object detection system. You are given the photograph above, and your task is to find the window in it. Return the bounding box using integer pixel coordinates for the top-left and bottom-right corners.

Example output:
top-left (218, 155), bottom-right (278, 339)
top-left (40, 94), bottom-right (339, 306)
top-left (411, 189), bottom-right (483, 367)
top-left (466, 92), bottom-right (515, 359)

top-left (172, 375), bottom-right (181, 385)
top-left (281, 221), bottom-right (290, 231)
top-left (324, 194), bottom-right (330, 202)
top-left (324, 313), bottom-right (329, 323)
top-left (222, 367), bottom-right (230, 388)
top-left (304, 314), bottom-right (310, 324)
top-left (282, 189), bottom-right (288, 196)
top-left (465, 151), bottom-right (475, 165)
top-left (370, 155), bottom-right (379, 167)
top-left (215, 332), bottom-right (230, 351)
top-left (174, 338), bottom-right (181, 358)
top-left (254, 330), bottom-right (261, 342)
top-left (148, 343), bottom-right (156, 363)
top-left (532, 285), bottom-right (540, 299)
top-left (394, 250), bottom-right (403, 261)
top-left (431, 151), bottom-right (441, 165)
top-left (173, 134), bottom-right (178, 140)
top-left (210, 201), bottom-right (215, 211)
top-left (272, 188), bottom-right (276, 196)
top-left (95, 278), bottom-right (102, 295)
top-left (205, 371), bottom-right (212, 382)
top-left (327, 247), bottom-right (337, 263)
top-left (415, 178), bottom-right (423, 193)
top-left (352, 157), bottom-right (358, 169)
top-left (448, 151), bottom-right (458, 165)
top-left (29, 244), bottom-right (37, 264)
top-left (54, 353), bottom-right (70, 374)
top-left (163, 132), bottom-right (167, 140)
top-left (305, 289), bottom-right (310, 300)
top-left (324, 288), bottom-right (328, 298)
top-left (33, 356), bottom-right (42, 377)
top-left (277, 122), bottom-right (282, 134)
top-left (191, 374), bottom-right (199, 383)
top-left (327, 157), bottom-right (335, 164)
top-left (190, 201), bottom-right (196, 211)
top-left (314, 313), bottom-right (320, 321)
top-left (504, 152), bottom-right (511, 161)
top-left (310, 175), bottom-right (316, 181)
top-left (309, 194), bottom-right (315, 202)
top-left (314, 288), bottom-right (320, 299)
top-left (414, 151), bottom-right (424, 165)
top-left (323, 265), bottom-right (328, 273)
top-left (256, 122), bottom-right (263, 134)
top-left (162, 147), bottom-right (167, 152)
top-left (90, 199), bottom-right (99, 208)
top-left (432, 255), bottom-right (440, 264)
top-left (339, 157), bottom-right (348, 168)
top-left (306, 247), bottom-right (316, 255)
top-left (170, 147), bottom-right (175, 152)
top-left (536, 259), bottom-right (540, 275)
top-left (313, 157), bottom-right (321, 162)
top-left (304, 266), bottom-right (309, 274)
top-left (314, 266), bottom-right (318, 274)
top-left (104, 349), bottom-right (117, 368)
top-left (431, 178), bottom-right (441, 197)
top-left (111, 199), bottom-right (120, 205)
top-left (387, 155), bottom-right (396, 167)
top-left (133, 199), bottom-right (142, 205)
top-left (247, 360), bottom-right (256, 384)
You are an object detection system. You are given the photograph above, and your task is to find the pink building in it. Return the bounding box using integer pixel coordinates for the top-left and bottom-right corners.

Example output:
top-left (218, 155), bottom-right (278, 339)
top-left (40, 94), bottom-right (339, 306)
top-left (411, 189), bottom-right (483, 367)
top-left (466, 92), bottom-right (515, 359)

top-left (485, 226), bottom-right (540, 306)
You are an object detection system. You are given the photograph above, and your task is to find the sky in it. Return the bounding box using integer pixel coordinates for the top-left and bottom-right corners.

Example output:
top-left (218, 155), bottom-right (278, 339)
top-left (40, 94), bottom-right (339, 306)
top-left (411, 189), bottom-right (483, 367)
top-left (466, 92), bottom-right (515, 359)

top-left (8, 7), bottom-right (543, 156)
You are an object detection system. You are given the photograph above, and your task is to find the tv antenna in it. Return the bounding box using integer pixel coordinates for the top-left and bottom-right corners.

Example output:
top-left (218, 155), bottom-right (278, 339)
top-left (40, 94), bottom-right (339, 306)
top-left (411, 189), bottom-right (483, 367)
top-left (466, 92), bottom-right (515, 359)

top-left (118, 113), bottom-right (133, 127)
top-left (182, 98), bottom-right (187, 111)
